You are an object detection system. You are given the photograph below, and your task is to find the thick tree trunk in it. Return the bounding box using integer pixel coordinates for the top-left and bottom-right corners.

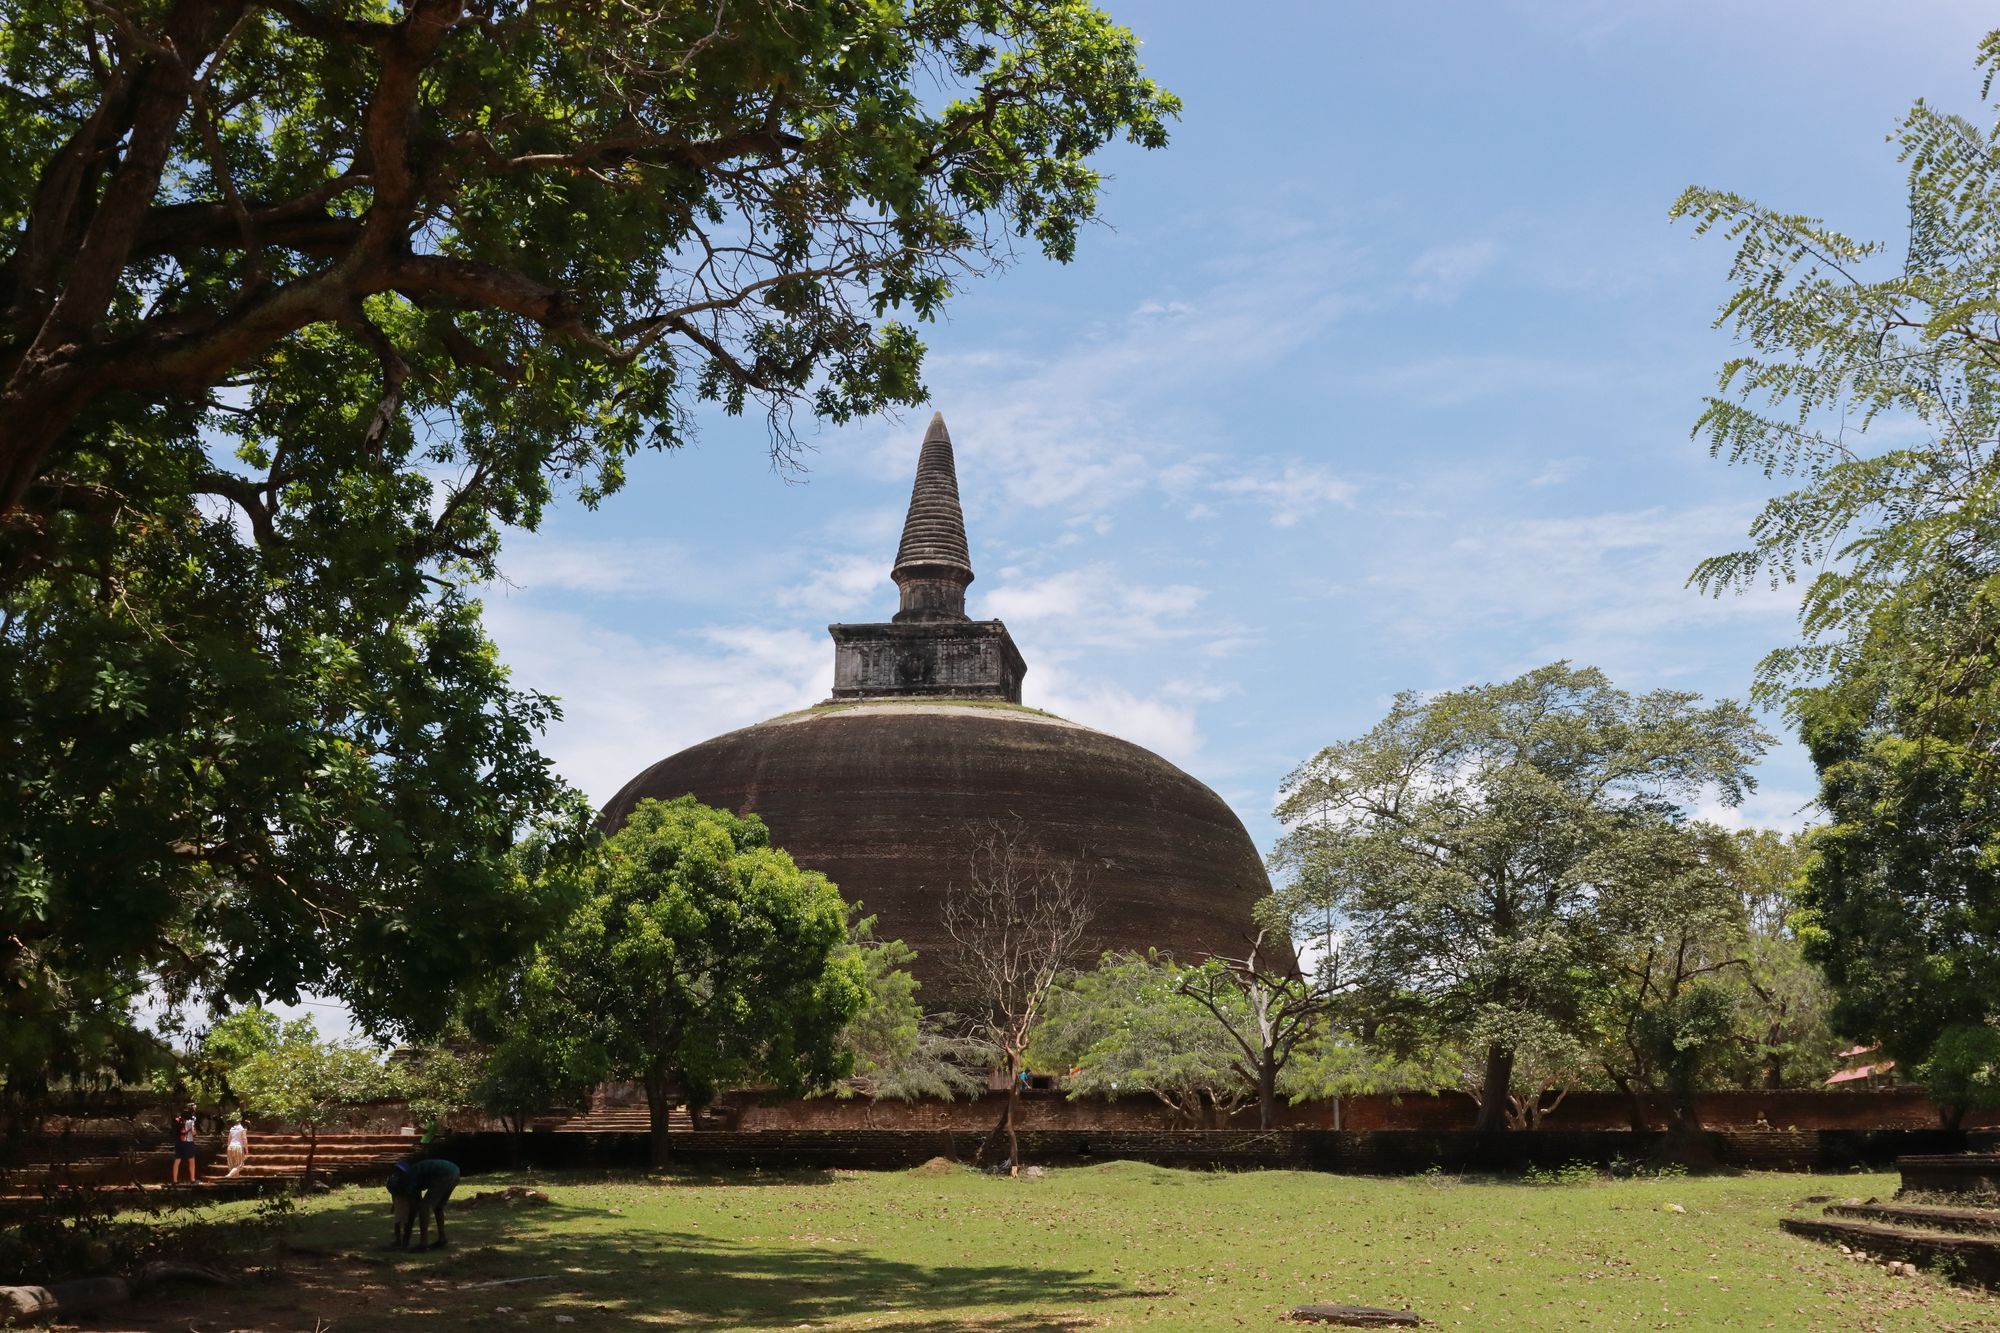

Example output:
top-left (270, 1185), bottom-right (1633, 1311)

top-left (1473, 1044), bottom-right (1514, 1136)
top-left (1257, 1055), bottom-right (1278, 1130)
top-left (1611, 1076), bottom-right (1650, 1132)
top-left (643, 1072), bottom-right (675, 1169)
top-left (1005, 1056), bottom-right (1021, 1178)
top-left (1672, 1087), bottom-right (1703, 1133)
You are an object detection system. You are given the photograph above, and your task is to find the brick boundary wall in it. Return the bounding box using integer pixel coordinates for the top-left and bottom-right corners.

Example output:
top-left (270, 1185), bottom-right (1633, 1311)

top-left (713, 1087), bottom-right (1996, 1134)
top-left (432, 1127), bottom-right (1972, 1176)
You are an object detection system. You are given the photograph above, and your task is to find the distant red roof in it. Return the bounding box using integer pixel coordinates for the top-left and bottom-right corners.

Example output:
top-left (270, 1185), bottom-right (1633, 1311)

top-left (1826, 1059), bottom-right (1896, 1085)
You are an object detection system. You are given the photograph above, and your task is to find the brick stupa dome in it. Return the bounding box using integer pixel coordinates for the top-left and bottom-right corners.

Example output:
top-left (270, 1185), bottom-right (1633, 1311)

top-left (602, 414), bottom-right (1275, 999)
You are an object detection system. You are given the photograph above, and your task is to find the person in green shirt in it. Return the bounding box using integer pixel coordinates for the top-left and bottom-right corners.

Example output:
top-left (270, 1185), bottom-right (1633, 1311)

top-left (386, 1158), bottom-right (461, 1250)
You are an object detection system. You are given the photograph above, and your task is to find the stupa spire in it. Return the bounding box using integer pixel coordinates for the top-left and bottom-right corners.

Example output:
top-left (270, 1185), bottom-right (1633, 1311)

top-left (890, 411), bottom-right (974, 622)
top-left (825, 410), bottom-right (1025, 702)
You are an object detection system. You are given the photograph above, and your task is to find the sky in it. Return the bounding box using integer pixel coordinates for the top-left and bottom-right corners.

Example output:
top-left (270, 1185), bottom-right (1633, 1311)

top-left (477, 0), bottom-right (1996, 875)
top-left (261, 1), bottom-right (1996, 1041)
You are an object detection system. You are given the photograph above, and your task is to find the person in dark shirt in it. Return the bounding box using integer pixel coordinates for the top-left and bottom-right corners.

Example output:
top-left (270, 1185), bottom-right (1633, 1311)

top-left (386, 1158), bottom-right (461, 1249)
top-left (169, 1104), bottom-right (200, 1184)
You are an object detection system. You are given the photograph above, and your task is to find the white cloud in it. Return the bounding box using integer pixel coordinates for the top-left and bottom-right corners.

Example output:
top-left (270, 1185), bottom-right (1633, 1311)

top-left (1407, 239), bottom-right (1501, 302)
top-left (776, 552), bottom-right (893, 618)
top-left (484, 600), bottom-right (829, 806)
top-left (978, 564), bottom-right (1216, 651)
top-left (1361, 501), bottom-right (1798, 686)
top-left (1213, 461), bottom-right (1358, 527)
top-left (849, 238), bottom-right (1361, 521)
top-left (1029, 666), bottom-right (1206, 769)
top-left (1694, 785), bottom-right (1821, 835)
top-left (1527, 457), bottom-right (1585, 488)
top-left (496, 533), bottom-right (755, 603)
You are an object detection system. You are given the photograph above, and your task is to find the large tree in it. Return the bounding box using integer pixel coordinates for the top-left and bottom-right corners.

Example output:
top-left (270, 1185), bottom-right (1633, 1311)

top-left (1677, 31), bottom-right (2000, 1074)
top-left (519, 796), bottom-right (866, 1167)
top-left (1178, 929), bottom-right (1335, 1131)
top-left (232, 1031), bottom-right (388, 1184)
top-left (1721, 829), bottom-right (1840, 1090)
top-left (0, 0), bottom-right (1178, 499)
top-left (940, 818), bottom-right (1092, 1176)
top-left (0, 0), bottom-right (1175, 1057)
top-left (1794, 698), bottom-right (2000, 1073)
top-left (1271, 663), bottom-right (1769, 1135)
top-left (1031, 950), bottom-right (1253, 1129)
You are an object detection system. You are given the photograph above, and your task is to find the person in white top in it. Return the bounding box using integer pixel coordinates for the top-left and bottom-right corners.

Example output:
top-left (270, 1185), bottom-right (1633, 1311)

top-left (224, 1116), bottom-right (249, 1177)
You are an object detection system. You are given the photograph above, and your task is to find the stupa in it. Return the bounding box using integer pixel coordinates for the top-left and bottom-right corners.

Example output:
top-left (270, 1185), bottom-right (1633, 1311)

top-left (602, 413), bottom-right (1275, 998)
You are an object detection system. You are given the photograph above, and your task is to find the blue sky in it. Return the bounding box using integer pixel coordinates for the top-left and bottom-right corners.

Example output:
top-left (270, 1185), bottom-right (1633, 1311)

top-left (479, 1), bottom-right (1995, 866)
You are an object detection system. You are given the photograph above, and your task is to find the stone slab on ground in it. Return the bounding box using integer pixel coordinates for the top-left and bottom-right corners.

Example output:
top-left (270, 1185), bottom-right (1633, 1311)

top-left (1781, 1215), bottom-right (2000, 1288)
top-left (1828, 1201), bottom-right (2000, 1236)
top-left (1289, 1304), bottom-right (1422, 1326)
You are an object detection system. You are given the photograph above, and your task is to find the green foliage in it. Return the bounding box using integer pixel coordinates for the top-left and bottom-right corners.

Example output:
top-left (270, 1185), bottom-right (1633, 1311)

top-left (470, 1033), bottom-right (600, 1137)
top-left (1795, 699), bottom-right (2000, 1069)
top-left (173, 1006), bottom-right (316, 1107)
top-left (835, 914), bottom-right (984, 1101)
top-left (1720, 830), bottom-right (1842, 1088)
top-left (1272, 662), bottom-right (1770, 1128)
top-left (1, 0), bottom-right (1175, 1071)
top-left (1282, 1028), bottom-right (1448, 1105)
top-left (394, 1046), bottom-right (483, 1128)
top-left (1674, 42), bottom-right (2000, 734)
top-left (0, 966), bottom-right (161, 1113)
top-left (1588, 823), bottom-right (1753, 1126)
top-left (1916, 1024), bottom-right (2000, 1122)
top-left (1678, 29), bottom-right (2000, 1089)
top-left (232, 1033), bottom-right (389, 1134)
top-left (1031, 951), bottom-right (1252, 1125)
top-left (517, 797), bottom-right (867, 1154)
top-left (1522, 1160), bottom-right (1602, 1187)
top-left (1633, 979), bottom-right (1740, 1119)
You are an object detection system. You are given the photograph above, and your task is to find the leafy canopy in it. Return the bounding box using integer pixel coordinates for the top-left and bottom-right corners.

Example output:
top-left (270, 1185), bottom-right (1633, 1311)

top-left (1674, 31), bottom-right (2000, 743)
top-left (0, 0), bottom-right (1174, 1064)
top-left (1678, 30), bottom-right (2000, 1075)
top-left (518, 797), bottom-right (868, 1127)
top-left (232, 1030), bottom-right (390, 1131)
top-left (1271, 662), bottom-right (1769, 1125)
top-left (834, 913), bottom-right (983, 1102)
top-left (1031, 951), bottom-right (1252, 1125)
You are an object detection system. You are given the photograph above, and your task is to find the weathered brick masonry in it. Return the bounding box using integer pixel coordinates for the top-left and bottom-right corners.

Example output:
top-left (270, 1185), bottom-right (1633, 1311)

top-left (713, 1087), bottom-right (1998, 1134)
top-left (432, 1126), bottom-right (1973, 1176)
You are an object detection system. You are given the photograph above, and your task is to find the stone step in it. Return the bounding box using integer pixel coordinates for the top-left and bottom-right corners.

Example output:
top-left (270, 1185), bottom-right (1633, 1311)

top-left (249, 1136), bottom-right (417, 1147)
top-left (240, 1150), bottom-right (409, 1159)
top-left (1898, 1152), bottom-right (2000, 1196)
top-left (1828, 1203), bottom-right (2000, 1237)
top-left (1781, 1215), bottom-right (2000, 1289)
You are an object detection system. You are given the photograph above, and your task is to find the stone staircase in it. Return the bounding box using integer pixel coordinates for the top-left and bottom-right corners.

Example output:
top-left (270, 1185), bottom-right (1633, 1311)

top-left (1782, 1200), bottom-right (2000, 1289)
top-left (544, 1102), bottom-right (695, 1133)
top-left (225, 1132), bottom-right (418, 1181)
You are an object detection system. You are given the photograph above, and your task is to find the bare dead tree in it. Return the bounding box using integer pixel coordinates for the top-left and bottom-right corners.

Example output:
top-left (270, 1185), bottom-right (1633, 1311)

top-left (1180, 927), bottom-right (1334, 1130)
top-left (939, 819), bottom-right (1092, 1177)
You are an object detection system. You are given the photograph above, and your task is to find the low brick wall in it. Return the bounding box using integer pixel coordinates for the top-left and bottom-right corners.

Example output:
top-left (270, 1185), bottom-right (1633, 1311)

top-left (430, 1126), bottom-right (1965, 1176)
top-left (714, 1086), bottom-right (1990, 1134)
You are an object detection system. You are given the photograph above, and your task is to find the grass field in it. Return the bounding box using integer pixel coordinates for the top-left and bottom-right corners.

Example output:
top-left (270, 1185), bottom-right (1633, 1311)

top-left (92, 1163), bottom-right (2000, 1332)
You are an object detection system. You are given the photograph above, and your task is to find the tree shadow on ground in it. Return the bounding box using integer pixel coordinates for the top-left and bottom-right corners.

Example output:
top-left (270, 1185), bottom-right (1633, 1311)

top-left (95, 1192), bottom-right (1137, 1331)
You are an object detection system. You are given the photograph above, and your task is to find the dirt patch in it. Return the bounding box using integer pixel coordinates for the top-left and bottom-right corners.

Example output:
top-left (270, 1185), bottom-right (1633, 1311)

top-left (912, 1156), bottom-right (961, 1175)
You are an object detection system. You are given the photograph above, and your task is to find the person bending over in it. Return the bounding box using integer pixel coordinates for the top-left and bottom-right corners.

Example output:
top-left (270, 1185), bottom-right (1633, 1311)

top-left (386, 1158), bottom-right (461, 1250)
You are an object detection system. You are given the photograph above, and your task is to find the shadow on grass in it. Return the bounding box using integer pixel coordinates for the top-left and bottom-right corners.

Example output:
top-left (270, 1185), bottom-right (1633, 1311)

top-left (286, 1193), bottom-right (1132, 1329)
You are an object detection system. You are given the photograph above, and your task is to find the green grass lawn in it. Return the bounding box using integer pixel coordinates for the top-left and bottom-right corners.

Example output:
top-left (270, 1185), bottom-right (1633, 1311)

top-left (100, 1163), bottom-right (2000, 1332)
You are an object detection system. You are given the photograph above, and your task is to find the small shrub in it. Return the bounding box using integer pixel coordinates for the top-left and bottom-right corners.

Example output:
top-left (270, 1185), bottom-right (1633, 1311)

top-left (1525, 1160), bottom-right (1600, 1186)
